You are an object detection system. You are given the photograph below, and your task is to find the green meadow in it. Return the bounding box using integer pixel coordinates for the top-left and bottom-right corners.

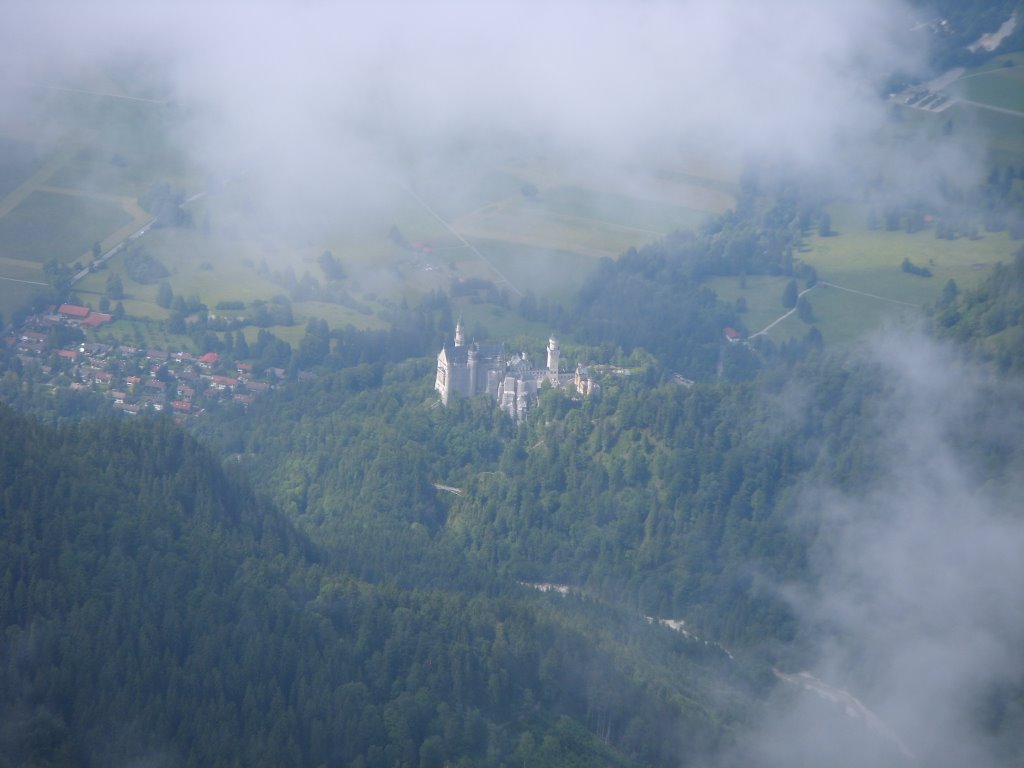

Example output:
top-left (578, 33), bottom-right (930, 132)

top-left (0, 191), bottom-right (132, 265)
top-left (940, 55), bottom-right (1024, 165)
top-left (752, 283), bottom-right (922, 346)
top-left (734, 214), bottom-right (1016, 345)
top-left (945, 56), bottom-right (1024, 113)
top-left (0, 138), bottom-right (45, 200)
top-left (704, 275), bottom-right (798, 335)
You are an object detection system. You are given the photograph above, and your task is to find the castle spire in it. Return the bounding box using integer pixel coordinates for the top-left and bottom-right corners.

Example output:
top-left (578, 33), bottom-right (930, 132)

top-left (454, 315), bottom-right (465, 348)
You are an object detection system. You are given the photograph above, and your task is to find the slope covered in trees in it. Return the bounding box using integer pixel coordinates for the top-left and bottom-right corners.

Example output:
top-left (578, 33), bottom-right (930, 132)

top-left (935, 246), bottom-right (1024, 371)
top-left (0, 404), bottom-right (759, 767)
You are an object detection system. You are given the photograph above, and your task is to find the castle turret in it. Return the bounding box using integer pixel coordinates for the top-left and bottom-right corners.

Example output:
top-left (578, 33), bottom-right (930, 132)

top-left (546, 335), bottom-right (560, 376)
top-left (454, 316), bottom-right (465, 348)
top-left (468, 343), bottom-right (478, 394)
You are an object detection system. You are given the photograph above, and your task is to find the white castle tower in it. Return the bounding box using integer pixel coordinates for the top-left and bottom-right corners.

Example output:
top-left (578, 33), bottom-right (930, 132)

top-left (546, 335), bottom-right (560, 376)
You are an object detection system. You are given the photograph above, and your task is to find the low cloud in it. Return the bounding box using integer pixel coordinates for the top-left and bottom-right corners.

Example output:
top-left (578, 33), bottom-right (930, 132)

top-left (2, 0), bottom-right (966, 234)
top-left (736, 332), bottom-right (1024, 767)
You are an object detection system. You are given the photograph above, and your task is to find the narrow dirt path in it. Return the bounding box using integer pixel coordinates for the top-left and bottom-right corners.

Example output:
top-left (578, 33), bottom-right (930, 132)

top-left (749, 285), bottom-right (816, 338)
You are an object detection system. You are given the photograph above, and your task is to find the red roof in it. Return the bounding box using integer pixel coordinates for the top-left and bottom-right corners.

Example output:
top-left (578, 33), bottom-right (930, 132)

top-left (57, 349), bottom-right (78, 359)
top-left (81, 312), bottom-right (112, 327)
top-left (197, 352), bottom-right (219, 365)
top-left (723, 327), bottom-right (740, 340)
top-left (59, 304), bottom-right (90, 319)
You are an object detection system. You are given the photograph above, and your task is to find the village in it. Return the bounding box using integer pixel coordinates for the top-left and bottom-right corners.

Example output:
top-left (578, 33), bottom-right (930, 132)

top-left (1, 303), bottom-right (295, 420)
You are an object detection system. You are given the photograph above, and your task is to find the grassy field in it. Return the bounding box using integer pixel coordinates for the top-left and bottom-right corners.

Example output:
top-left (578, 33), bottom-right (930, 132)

top-left (812, 203), bottom-right (1013, 280)
top-left (750, 283), bottom-right (921, 346)
top-left (945, 55), bottom-right (1024, 112)
top-left (0, 190), bottom-right (133, 265)
top-left (939, 53), bottom-right (1024, 166)
top-left (459, 238), bottom-right (597, 303)
top-left (712, 269), bottom-right (947, 348)
top-left (704, 275), bottom-right (796, 334)
top-left (786, 213), bottom-right (1012, 344)
top-left (952, 67), bottom-right (1024, 112)
top-left (39, 90), bottom-right (189, 195)
top-left (0, 138), bottom-right (45, 200)
top-left (76, 228), bottom-right (287, 309)
top-left (708, 194), bottom-right (1021, 347)
top-left (0, 280), bottom-right (46, 324)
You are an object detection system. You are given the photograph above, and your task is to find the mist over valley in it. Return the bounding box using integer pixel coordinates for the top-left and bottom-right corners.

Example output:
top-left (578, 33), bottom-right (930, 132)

top-left (1, 1), bottom-right (1024, 766)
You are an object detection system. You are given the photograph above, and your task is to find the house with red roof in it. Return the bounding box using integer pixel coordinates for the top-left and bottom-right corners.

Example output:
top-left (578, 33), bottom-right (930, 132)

top-left (59, 304), bottom-right (91, 321)
top-left (197, 352), bottom-right (219, 369)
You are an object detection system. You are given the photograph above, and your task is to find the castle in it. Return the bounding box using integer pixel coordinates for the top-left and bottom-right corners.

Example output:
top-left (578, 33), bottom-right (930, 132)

top-left (434, 319), bottom-right (588, 421)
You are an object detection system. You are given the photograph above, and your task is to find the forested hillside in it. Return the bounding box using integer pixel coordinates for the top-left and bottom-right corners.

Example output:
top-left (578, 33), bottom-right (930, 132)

top-left (0, 404), bottom-right (761, 767)
top-left (936, 246), bottom-right (1024, 371)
